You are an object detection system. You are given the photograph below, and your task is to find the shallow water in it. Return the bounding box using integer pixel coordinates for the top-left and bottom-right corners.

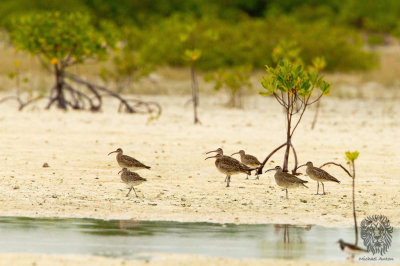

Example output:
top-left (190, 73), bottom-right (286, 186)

top-left (0, 217), bottom-right (398, 262)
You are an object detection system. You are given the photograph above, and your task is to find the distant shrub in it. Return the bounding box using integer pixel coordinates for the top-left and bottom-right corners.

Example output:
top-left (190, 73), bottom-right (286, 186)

top-left (137, 14), bottom-right (377, 72)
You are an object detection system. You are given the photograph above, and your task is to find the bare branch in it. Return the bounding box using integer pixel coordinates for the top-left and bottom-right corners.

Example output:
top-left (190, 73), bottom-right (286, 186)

top-left (319, 162), bottom-right (353, 178)
top-left (290, 94), bottom-right (310, 137)
top-left (257, 142), bottom-right (287, 175)
top-left (308, 93), bottom-right (324, 105)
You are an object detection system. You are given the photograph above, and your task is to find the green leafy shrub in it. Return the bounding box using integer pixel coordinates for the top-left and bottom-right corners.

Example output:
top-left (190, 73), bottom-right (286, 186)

top-left (258, 60), bottom-right (331, 173)
top-left (6, 12), bottom-right (126, 111)
top-left (204, 66), bottom-right (252, 108)
top-left (101, 26), bottom-right (153, 93)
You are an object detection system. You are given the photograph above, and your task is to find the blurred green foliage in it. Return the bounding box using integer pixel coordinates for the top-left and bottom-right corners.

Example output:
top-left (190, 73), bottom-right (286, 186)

top-left (8, 12), bottom-right (116, 66)
top-left (3, 0), bottom-right (396, 73)
top-left (260, 60), bottom-right (331, 98)
top-left (100, 27), bottom-right (153, 92)
top-left (204, 65), bottom-right (252, 107)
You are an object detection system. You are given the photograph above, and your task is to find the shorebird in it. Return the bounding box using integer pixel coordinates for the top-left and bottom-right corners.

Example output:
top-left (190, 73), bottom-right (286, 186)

top-left (108, 148), bottom-right (151, 171)
top-left (205, 150), bottom-right (252, 187)
top-left (118, 168), bottom-right (147, 197)
top-left (265, 166), bottom-right (308, 199)
top-left (298, 161), bottom-right (340, 195)
top-left (337, 239), bottom-right (368, 260)
top-left (205, 148), bottom-right (228, 158)
top-left (231, 150), bottom-right (261, 179)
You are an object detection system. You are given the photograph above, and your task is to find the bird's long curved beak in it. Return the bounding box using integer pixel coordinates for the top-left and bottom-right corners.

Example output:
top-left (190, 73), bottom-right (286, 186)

top-left (265, 168), bottom-right (275, 173)
top-left (297, 164), bottom-right (307, 169)
top-left (231, 152), bottom-right (239, 156)
top-left (205, 155), bottom-right (217, 160)
top-left (205, 149), bottom-right (219, 154)
top-left (118, 170), bottom-right (122, 174)
top-left (108, 150), bottom-right (117, 156)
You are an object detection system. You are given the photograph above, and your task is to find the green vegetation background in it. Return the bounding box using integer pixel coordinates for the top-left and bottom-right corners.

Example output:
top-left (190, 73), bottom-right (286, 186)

top-left (2, 0), bottom-right (400, 72)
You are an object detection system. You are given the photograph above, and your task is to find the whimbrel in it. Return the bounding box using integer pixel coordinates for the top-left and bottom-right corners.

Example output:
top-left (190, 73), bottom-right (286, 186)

top-left (108, 148), bottom-right (151, 170)
top-left (231, 150), bottom-right (261, 179)
top-left (299, 161), bottom-right (340, 195)
top-left (118, 168), bottom-right (147, 197)
top-left (205, 150), bottom-right (252, 187)
top-left (265, 166), bottom-right (308, 199)
top-left (337, 239), bottom-right (368, 260)
top-left (205, 148), bottom-right (229, 158)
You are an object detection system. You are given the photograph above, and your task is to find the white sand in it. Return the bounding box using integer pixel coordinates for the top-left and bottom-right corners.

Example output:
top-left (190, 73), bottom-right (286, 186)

top-left (0, 94), bottom-right (399, 265)
top-left (0, 94), bottom-right (398, 226)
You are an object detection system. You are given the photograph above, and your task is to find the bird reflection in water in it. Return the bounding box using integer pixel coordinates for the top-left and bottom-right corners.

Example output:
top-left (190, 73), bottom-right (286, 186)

top-left (273, 224), bottom-right (312, 259)
top-left (119, 219), bottom-right (140, 230)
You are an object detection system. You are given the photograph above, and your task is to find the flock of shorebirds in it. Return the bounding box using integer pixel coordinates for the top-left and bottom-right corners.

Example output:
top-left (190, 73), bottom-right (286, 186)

top-left (108, 147), bottom-right (340, 199)
top-left (204, 148), bottom-right (340, 198)
top-left (108, 147), bottom-right (367, 258)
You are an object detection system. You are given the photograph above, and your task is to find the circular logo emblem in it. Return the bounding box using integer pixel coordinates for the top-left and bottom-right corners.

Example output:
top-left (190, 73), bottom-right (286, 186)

top-left (360, 215), bottom-right (393, 256)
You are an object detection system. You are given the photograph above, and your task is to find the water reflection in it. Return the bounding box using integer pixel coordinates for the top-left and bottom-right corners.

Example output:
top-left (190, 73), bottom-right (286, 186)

top-left (273, 224), bottom-right (312, 259)
top-left (0, 217), bottom-right (397, 262)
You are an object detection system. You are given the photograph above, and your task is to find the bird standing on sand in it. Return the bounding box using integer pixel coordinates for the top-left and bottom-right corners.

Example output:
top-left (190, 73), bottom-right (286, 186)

top-left (205, 148), bottom-right (252, 187)
top-left (231, 150), bottom-right (261, 179)
top-left (298, 161), bottom-right (340, 195)
top-left (108, 148), bottom-right (151, 170)
top-left (337, 239), bottom-right (368, 260)
top-left (119, 168), bottom-right (147, 197)
top-left (265, 166), bottom-right (308, 199)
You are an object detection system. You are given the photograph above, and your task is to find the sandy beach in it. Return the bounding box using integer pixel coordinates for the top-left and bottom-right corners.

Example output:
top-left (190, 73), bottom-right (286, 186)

top-left (0, 94), bottom-right (399, 265)
top-left (0, 94), bottom-right (398, 226)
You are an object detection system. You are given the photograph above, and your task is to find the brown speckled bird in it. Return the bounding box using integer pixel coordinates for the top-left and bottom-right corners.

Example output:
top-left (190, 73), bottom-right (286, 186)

top-left (118, 168), bottom-right (147, 197)
top-left (231, 150), bottom-right (261, 179)
top-left (299, 161), bottom-right (340, 195)
top-left (205, 150), bottom-right (251, 187)
top-left (108, 148), bottom-right (151, 171)
top-left (265, 166), bottom-right (308, 199)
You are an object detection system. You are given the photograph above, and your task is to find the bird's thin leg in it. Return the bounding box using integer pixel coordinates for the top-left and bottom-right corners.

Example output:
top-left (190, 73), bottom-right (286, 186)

top-left (285, 189), bottom-right (288, 199)
top-left (225, 175), bottom-right (227, 182)
top-left (315, 182), bottom-right (319, 195)
top-left (255, 173), bottom-right (259, 180)
top-left (126, 187), bottom-right (133, 197)
top-left (226, 176), bottom-right (230, 187)
top-left (132, 187), bottom-right (138, 197)
top-left (321, 182), bottom-right (326, 195)
top-left (246, 174), bottom-right (249, 180)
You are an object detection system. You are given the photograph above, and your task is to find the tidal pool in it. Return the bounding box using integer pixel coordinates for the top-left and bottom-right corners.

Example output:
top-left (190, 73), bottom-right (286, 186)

top-left (0, 217), bottom-right (398, 262)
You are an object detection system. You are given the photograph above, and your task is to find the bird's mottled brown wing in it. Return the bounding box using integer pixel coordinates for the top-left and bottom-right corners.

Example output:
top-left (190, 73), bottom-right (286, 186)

top-left (122, 171), bottom-right (147, 183)
top-left (282, 172), bottom-right (308, 184)
top-left (244, 154), bottom-right (261, 166)
top-left (218, 157), bottom-right (250, 174)
top-left (129, 172), bottom-right (147, 181)
top-left (121, 154), bottom-right (149, 168)
top-left (311, 167), bottom-right (340, 183)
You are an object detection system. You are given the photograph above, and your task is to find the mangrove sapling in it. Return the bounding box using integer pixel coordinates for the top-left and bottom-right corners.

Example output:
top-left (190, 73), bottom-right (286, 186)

top-left (309, 58), bottom-right (327, 130)
top-left (0, 60), bottom-right (47, 110)
top-left (346, 151), bottom-right (361, 246)
top-left (7, 12), bottom-right (157, 114)
top-left (258, 60), bottom-right (331, 175)
top-left (185, 49), bottom-right (202, 124)
top-left (204, 66), bottom-right (252, 108)
top-left (100, 26), bottom-right (153, 94)
top-left (179, 20), bottom-right (218, 124)
top-left (319, 151), bottom-right (360, 246)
